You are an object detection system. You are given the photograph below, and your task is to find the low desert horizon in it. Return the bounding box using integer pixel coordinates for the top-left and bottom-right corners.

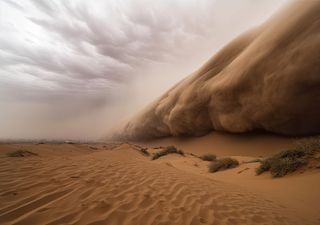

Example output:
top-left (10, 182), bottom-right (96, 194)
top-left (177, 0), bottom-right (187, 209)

top-left (1, 0), bottom-right (320, 225)
top-left (1, 133), bottom-right (320, 225)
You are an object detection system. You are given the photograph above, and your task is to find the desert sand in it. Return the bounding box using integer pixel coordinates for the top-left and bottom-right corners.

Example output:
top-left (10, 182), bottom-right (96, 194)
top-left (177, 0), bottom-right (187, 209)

top-left (1, 1), bottom-right (320, 225)
top-left (1, 136), bottom-right (320, 225)
top-left (115, 0), bottom-right (320, 140)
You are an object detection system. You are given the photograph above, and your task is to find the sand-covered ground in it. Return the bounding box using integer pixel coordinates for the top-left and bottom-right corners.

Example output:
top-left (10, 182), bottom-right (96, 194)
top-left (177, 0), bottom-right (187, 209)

top-left (0, 135), bottom-right (320, 225)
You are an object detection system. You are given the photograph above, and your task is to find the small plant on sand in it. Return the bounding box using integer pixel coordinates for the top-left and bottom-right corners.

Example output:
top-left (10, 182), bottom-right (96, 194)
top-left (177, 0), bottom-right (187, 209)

top-left (6, 149), bottom-right (38, 157)
top-left (256, 136), bottom-right (320, 177)
top-left (293, 136), bottom-right (320, 154)
top-left (208, 157), bottom-right (239, 173)
top-left (152, 146), bottom-right (184, 160)
top-left (256, 149), bottom-right (308, 177)
top-left (200, 154), bottom-right (216, 161)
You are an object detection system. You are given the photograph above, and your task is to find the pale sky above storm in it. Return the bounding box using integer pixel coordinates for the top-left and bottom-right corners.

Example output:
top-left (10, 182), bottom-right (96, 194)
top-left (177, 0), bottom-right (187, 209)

top-left (0, 0), bottom-right (288, 140)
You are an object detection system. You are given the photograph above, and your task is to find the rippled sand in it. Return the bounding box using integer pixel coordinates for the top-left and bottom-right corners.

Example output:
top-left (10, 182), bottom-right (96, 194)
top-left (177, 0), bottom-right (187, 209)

top-left (0, 141), bottom-right (319, 225)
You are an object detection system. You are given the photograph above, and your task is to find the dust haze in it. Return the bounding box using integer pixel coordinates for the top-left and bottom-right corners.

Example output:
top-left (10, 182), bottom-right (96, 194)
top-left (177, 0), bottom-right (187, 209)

top-left (116, 0), bottom-right (320, 140)
top-left (0, 0), bottom-right (287, 140)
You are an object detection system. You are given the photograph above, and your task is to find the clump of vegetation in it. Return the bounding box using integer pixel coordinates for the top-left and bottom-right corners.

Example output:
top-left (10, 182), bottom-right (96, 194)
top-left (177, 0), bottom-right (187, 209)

top-left (256, 149), bottom-right (308, 177)
top-left (200, 154), bottom-right (216, 161)
top-left (256, 136), bottom-right (320, 177)
top-left (152, 146), bottom-right (184, 160)
top-left (293, 136), bottom-right (320, 154)
top-left (208, 157), bottom-right (239, 173)
top-left (6, 150), bottom-right (38, 157)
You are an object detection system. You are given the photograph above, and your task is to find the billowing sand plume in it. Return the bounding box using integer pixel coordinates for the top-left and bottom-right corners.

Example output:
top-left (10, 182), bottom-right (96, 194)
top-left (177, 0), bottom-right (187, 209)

top-left (115, 0), bottom-right (320, 140)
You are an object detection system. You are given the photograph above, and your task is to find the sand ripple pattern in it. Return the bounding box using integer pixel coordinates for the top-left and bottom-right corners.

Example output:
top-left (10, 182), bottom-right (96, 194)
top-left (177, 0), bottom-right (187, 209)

top-left (0, 145), bottom-right (304, 225)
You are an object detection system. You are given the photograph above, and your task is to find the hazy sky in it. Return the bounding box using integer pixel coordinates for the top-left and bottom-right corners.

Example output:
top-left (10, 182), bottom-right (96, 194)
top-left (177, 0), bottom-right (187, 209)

top-left (0, 0), bottom-right (288, 140)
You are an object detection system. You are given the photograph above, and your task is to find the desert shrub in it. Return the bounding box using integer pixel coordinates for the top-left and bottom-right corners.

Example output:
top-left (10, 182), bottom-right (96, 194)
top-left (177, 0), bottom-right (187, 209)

top-left (6, 150), bottom-right (38, 157)
top-left (208, 157), bottom-right (239, 173)
top-left (274, 148), bottom-right (307, 159)
top-left (270, 157), bottom-right (307, 177)
top-left (256, 136), bottom-right (320, 177)
top-left (256, 149), bottom-right (308, 177)
top-left (256, 160), bottom-right (272, 175)
top-left (152, 146), bottom-right (184, 160)
top-left (200, 154), bottom-right (216, 161)
top-left (293, 136), bottom-right (320, 154)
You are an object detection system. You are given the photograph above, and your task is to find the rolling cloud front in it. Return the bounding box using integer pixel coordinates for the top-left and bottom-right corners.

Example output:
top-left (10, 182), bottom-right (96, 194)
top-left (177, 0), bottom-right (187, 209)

top-left (0, 0), bottom-right (287, 140)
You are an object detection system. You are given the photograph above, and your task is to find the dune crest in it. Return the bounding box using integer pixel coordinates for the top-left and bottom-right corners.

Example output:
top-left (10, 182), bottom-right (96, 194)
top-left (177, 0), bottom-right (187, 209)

top-left (115, 0), bottom-right (320, 140)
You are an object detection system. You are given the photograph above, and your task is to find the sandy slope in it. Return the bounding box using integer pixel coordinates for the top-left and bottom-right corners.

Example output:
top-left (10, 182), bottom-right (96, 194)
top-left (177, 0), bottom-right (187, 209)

top-left (0, 142), bottom-right (319, 225)
top-left (153, 153), bottom-right (320, 224)
top-left (140, 132), bottom-right (293, 157)
top-left (115, 0), bottom-right (320, 140)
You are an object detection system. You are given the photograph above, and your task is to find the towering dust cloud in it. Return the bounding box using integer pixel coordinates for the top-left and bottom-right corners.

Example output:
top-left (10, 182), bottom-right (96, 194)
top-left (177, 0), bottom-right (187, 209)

top-left (115, 0), bottom-right (320, 140)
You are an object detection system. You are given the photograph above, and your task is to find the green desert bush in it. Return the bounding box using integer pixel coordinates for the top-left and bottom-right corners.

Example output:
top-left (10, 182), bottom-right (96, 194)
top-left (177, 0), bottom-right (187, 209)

top-left (200, 154), bottom-right (216, 161)
top-left (152, 146), bottom-right (184, 160)
top-left (270, 157), bottom-right (307, 177)
top-left (293, 136), bottom-right (320, 154)
top-left (256, 149), bottom-right (308, 177)
top-left (6, 149), bottom-right (38, 157)
top-left (208, 157), bottom-right (239, 173)
top-left (256, 136), bottom-right (320, 177)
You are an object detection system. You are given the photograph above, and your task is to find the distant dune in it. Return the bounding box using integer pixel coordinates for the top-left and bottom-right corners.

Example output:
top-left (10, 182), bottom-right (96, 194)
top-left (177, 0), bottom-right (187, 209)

top-left (115, 0), bottom-right (320, 140)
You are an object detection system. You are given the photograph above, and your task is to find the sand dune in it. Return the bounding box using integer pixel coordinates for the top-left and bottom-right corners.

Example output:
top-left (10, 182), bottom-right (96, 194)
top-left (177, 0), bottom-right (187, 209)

top-left (115, 0), bottom-right (320, 140)
top-left (140, 132), bottom-right (293, 157)
top-left (1, 142), bottom-right (319, 225)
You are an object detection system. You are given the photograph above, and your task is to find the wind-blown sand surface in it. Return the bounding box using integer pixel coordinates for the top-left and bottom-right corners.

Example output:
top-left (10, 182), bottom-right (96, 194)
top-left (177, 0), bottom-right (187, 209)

top-left (140, 132), bottom-right (293, 157)
top-left (1, 138), bottom-right (319, 225)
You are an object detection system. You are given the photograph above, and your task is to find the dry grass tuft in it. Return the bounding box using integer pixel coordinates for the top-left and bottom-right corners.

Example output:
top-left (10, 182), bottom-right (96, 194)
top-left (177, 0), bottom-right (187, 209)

top-left (152, 146), bottom-right (184, 160)
top-left (256, 136), bottom-right (320, 177)
top-left (208, 157), bottom-right (239, 173)
top-left (200, 154), bottom-right (216, 161)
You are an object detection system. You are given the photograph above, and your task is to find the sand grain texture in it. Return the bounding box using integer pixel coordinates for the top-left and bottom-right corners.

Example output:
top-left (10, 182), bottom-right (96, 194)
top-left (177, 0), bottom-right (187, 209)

top-left (1, 143), bottom-right (316, 225)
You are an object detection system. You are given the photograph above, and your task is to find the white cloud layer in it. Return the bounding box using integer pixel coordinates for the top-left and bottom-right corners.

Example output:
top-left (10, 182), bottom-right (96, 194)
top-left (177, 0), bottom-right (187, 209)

top-left (0, 0), bottom-right (287, 140)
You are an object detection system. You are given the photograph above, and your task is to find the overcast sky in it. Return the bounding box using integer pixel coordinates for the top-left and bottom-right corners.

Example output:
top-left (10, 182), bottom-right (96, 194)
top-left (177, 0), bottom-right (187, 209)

top-left (0, 0), bottom-right (288, 140)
